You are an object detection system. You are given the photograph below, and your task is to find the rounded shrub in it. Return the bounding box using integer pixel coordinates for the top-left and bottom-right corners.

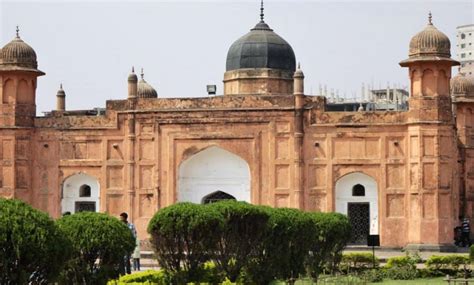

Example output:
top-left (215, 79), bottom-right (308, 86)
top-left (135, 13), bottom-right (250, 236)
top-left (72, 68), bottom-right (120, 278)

top-left (206, 200), bottom-right (270, 282)
top-left (57, 211), bottom-right (136, 284)
top-left (0, 198), bottom-right (71, 284)
top-left (305, 212), bottom-right (351, 281)
top-left (147, 202), bottom-right (223, 283)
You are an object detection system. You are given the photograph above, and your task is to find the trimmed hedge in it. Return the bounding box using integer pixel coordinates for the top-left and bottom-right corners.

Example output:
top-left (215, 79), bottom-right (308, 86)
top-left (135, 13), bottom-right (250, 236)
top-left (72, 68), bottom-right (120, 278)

top-left (0, 198), bottom-right (71, 284)
top-left (425, 254), bottom-right (470, 276)
top-left (107, 270), bottom-right (170, 284)
top-left (57, 212), bottom-right (136, 284)
top-left (340, 252), bottom-right (379, 273)
top-left (148, 202), bottom-right (223, 283)
top-left (305, 212), bottom-right (351, 281)
top-left (206, 201), bottom-right (269, 283)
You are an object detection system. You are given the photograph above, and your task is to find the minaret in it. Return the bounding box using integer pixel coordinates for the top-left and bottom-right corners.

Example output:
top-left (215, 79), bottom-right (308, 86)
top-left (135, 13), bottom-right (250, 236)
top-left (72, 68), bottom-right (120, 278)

top-left (56, 83), bottom-right (66, 111)
top-left (293, 63), bottom-right (304, 208)
top-left (128, 67), bottom-right (138, 99)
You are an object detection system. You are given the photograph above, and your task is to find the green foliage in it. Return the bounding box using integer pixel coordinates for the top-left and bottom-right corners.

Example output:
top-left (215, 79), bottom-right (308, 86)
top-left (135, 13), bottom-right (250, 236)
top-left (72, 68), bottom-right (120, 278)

top-left (424, 255), bottom-right (470, 277)
top-left (207, 201), bottom-right (269, 282)
top-left (470, 245), bottom-right (474, 262)
top-left (0, 198), bottom-right (71, 284)
top-left (57, 211), bottom-right (136, 284)
top-left (340, 252), bottom-right (379, 273)
top-left (305, 212), bottom-right (351, 281)
top-left (383, 254), bottom-right (419, 280)
top-left (147, 202), bottom-right (224, 283)
top-left (361, 269), bottom-right (385, 283)
top-left (107, 270), bottom-right (170, 284)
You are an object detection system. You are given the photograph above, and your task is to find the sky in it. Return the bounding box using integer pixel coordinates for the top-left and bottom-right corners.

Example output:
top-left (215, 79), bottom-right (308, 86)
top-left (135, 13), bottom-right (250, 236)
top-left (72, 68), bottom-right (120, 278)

top-left (0, 0), bottom-right (473, 115)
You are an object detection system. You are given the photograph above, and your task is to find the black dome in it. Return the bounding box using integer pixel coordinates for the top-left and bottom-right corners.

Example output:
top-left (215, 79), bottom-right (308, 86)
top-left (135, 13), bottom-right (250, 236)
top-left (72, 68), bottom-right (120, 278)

top-left (226, 21), bottom-right (296, 72)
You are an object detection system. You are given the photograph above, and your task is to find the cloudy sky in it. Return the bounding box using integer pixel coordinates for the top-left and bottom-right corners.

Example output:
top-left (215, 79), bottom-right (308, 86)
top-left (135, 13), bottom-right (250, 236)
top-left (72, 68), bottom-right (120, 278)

top-left (1, 0), bottom-right (472, 115)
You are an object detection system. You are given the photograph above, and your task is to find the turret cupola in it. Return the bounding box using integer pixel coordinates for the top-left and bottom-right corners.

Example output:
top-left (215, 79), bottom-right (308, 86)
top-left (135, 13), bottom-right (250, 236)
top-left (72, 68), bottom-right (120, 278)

top-left (451, 70), bottom-right (474, 98)
top-left (0, 27), bottom-right (41, 71)
top-left (137, 69), bottom-right (158, 98)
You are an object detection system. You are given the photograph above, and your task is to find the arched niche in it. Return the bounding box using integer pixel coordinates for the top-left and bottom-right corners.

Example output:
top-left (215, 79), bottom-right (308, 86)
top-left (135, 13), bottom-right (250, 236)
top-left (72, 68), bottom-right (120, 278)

top-left (422, 69), bottom-right (436, 96)
top-left (3, 79), bottom-right (14, 104)
top-left (177, 146), bottom-right (251, 204)
top-left (17, 79), bottom-right (29, 104)
top-left (335, 172), bottom-right (378, 244)
top-left (61, 173), bottom-right (100, 214)
top-left (202, 191), bottom-right (236, 204)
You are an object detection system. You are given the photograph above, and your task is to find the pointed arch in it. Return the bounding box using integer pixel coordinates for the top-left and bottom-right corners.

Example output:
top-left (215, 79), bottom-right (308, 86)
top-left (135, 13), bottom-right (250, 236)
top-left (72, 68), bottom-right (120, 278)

top-left (177, 146), bottom-right (251, 203)
top-left (202, 191), bottom-right (236, 204)
top-left (61, 173), bottom-right (100, 214)
top-left (335, 172), bottom-right (378, 244)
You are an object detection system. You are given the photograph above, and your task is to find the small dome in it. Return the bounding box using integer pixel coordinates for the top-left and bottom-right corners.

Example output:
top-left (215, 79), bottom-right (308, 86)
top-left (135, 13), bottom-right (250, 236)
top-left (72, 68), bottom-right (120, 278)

top-left (451, 71), bottom-right (474, 97)
top-left (408, 13), bottom-right (451, 58)
top-left (137, 69), bottom-right (157, 98)
top-left (0, 29), bottom-right (37, 69)
top-left (226, 20), bottom-right (296, 72)
top-left (128, 67), bottom-right (138, 82)
top-left (56, 84), bottom-right (66, 97)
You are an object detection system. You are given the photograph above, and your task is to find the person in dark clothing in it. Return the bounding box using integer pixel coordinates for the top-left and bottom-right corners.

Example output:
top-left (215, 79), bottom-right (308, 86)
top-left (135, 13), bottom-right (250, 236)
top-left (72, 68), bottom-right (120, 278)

top-left (461, 217), bottom-right (471, 247)
top-left (119, 212), bottom-right (136, 275)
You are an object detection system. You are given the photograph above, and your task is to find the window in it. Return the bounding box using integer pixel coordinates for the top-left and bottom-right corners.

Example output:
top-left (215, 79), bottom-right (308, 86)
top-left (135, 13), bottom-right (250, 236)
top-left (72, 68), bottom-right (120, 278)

top-left (352, 184), bottom-right (365, 197)
top-left (462, 44), bottom-right (466, 48)
top-left (461, 33), bottom-right (466, 39)
top-left (79, 184), bottom-right (91, 197)
top-left (461, 53), bottom-right (466, 58)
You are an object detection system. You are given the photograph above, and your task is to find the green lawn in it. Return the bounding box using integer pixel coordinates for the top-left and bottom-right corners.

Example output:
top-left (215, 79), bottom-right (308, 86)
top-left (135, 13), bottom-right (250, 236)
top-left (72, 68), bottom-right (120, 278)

top-left (369, 277), bottom-right (445, 285)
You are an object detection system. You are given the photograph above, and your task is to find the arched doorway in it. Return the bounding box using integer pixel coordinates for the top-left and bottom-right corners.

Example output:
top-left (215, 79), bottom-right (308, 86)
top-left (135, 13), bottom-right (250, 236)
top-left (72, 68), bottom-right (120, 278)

top-left (61, 173), bottom-right (100, 214)
top-left (335, 172), bottom-right (378, 245)
top-left (202, 191), bottom-right (236, 204)
top-left (177, 146), bottom-right (251, 203)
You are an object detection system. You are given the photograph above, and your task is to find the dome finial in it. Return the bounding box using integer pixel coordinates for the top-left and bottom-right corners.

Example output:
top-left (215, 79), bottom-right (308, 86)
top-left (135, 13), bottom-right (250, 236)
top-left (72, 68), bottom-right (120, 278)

top-left (60, 83), bottom-right (63, 90)
top-left (298, 62), bottom-right (301, 69)
top-left (260, 0), bottom-right (264, 21)
top-left (131, 66), bottom-right (135, 73)
top-left (16, 25), bottom-right (19, 38)
top-left (428, 11), bottom-right (432, 25)
top-left (140, 68), bottom-right (144, 80)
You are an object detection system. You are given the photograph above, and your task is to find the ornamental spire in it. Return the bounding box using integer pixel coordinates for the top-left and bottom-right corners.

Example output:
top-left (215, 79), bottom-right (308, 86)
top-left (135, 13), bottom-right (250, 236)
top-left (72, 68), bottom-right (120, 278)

top-left (16, 25), bottom-right (19, 38)
top-left (428, 11), bottom-right (432, 25)
top-left (140, 68), bottom-right (144, 80)
top-left (260, 0), bottom-right (264, 21)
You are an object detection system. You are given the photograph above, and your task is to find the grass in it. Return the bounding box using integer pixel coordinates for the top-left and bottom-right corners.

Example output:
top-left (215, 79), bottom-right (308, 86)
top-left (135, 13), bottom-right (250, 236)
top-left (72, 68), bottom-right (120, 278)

top-left (273, 277), bottom-right (447, 285)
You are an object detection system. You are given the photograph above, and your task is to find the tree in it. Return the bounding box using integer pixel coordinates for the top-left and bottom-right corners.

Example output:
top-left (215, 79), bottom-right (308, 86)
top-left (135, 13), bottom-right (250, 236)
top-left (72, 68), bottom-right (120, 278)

top-left (147, 202), bottom-right (223, 283)
top-left (0, 198), bottom-right (71, 284)
top-left (207, 201), bottom-right (270, 282)
top-left (57, 212), bottom-right (135, 284)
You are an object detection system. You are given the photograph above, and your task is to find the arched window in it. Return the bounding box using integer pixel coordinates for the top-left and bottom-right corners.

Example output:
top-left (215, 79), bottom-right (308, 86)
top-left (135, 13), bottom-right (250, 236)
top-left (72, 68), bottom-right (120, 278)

top-left (202, 191), bottom-right (236, 204)
top-left (352, 184), bottom-right (365, 197)
top-left (79, 184), bottom-right (91, 197)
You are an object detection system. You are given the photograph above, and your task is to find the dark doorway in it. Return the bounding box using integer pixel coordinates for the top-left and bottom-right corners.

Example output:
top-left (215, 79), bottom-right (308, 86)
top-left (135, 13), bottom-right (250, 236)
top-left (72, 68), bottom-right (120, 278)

top-left (348, 202), bottom-right (370, 245)
top-left (75, 201), bottom-right (96, 213)
top-left (202, 191), bottom-right (236, 204)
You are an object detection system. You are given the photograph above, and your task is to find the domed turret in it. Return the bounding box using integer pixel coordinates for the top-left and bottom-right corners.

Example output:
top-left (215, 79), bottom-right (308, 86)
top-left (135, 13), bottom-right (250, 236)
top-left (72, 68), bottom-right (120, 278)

top-left (223, 1), bottom-right (296, 96)
top-left (137, 69), bottom-right (158, 98)
top-left (451, 70), bottom-right (474, 97)
top-left (400, 13), bottom-right (458, 66)
top-left (0, 27), bottom-right (38, 70)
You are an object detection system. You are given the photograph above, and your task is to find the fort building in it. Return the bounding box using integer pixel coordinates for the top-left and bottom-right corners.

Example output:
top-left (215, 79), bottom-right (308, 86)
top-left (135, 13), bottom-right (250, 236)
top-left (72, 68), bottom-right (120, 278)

top-left (1, 9), bottom-right (473, 248)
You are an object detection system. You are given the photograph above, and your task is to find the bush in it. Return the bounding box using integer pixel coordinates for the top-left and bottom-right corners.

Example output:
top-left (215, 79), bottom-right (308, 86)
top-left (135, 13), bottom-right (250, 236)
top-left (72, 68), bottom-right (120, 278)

top-left (383, 255), bottom-right (419, 280)
top-left (148, 203), bottom-right (223, 283)
top-left (470, 245), bottom-right (474, 262)
top-left (425, 254), bottom-right (470, 277)
top-left (340, 252), bottom-right (379, 273)
top-left (0, 198), bottom-right (71, 284)
top-left (107, 270), bottom-right (170, 284)
top-left (361, 269), bottom-right (384, 283)
top-left (305, 212), bottom-right (351, 281)
top-left (207, 201), bottom-right (269, 282)
top-left (57, 212), bottom-right (136, 284)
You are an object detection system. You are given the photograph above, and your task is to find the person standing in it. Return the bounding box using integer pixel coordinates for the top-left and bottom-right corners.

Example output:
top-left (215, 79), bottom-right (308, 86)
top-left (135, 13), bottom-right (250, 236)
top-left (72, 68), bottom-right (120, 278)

top-left (462, 217), bottom-right (471, 247)
top-left (132, 238), bottom-right (141, 271)
top-left (120, 212), bottom-right (136, 274)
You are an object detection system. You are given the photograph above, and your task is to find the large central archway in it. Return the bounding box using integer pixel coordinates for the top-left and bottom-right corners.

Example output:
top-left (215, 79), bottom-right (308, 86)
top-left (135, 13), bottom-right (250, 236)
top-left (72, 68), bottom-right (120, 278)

top-left (335, 172), bottom-right (378, 245)
top-left (177, 146), bottom-right (251, 203)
